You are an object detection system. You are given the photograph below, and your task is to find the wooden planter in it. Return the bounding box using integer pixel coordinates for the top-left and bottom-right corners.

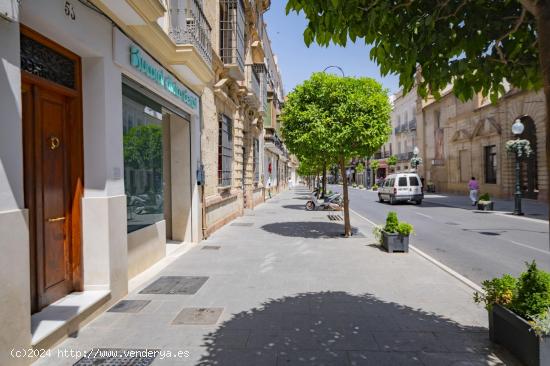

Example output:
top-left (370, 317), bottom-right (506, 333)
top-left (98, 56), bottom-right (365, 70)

top-left (489, 304), bottom-right (550, 366)
top-left (381, 231), bottom-right (409, 253)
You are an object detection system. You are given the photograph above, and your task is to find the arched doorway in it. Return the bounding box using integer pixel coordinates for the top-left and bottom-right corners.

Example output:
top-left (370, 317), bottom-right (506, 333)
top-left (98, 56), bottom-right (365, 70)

top-left (518, 116), bottom-right (538, 199)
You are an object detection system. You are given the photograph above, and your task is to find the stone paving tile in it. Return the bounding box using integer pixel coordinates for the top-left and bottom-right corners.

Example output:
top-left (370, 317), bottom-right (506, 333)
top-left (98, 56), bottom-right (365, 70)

top-left (171, 307), bottom-right (224, 325)
top-left (373, 331), bottom-right (449, 353)
top-left (277, 350), bottom-right (348, 366)
top-left (348, 350), bottom-right (423, 366)
top-left (108, 300), bottom-right (151, 313)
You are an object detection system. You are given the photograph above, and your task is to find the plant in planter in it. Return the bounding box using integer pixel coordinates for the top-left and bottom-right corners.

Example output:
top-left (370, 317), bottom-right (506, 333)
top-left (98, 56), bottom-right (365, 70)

top-left (473, 261), bottom-right (550, 366)
top-left (427, 181), bottom-right (435, 193)
top-left (477, 193), bottom-right (494, 211)
top-left (373, 212), bottom-right (412, 253)
top-left (358, 184), bottom-right (365, 189)
top-left (371, 184), bottom-right (379, 191)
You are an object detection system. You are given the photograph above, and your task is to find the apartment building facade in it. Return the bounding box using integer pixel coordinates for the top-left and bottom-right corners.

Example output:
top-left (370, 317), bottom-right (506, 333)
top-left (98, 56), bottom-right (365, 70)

top-left (0, 0), bottom-right (284, 363)
top-left (417, 88), bottom-right (548, 201)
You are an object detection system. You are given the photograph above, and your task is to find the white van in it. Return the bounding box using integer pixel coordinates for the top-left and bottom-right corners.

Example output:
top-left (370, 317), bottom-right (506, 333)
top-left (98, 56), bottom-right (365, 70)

top-left (378, 173), bottom-right (423, 205)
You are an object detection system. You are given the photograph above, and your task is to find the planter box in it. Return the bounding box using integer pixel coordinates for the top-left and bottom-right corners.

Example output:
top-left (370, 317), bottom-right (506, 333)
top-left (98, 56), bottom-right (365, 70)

top-left (381, 231), bottom-right (409, 253)
top-left (477, 201), bottom-right (494, 210)
top-left (489, 304), bottom-right (550, 366)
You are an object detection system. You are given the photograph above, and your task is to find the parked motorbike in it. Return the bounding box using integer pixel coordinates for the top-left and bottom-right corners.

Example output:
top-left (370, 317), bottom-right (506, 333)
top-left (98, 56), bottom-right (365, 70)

top-left (305, 190), bottom-right (343, 211)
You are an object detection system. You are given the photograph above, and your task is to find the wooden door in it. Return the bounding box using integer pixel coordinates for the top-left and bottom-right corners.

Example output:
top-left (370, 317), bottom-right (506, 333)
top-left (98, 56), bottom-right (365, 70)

top-left (21, 26), bottom-right (83, 313)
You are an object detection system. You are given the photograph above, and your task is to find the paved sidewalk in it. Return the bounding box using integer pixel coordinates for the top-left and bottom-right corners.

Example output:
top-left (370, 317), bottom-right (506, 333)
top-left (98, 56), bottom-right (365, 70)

top-left (423, 192), bottom-right (548, 220)
top-left (35, 187), bottom-right (518, 365)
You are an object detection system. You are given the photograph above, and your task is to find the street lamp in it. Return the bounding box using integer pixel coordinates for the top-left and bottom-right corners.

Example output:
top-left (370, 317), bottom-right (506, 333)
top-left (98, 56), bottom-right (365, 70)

top-left (411, 146), bottom-right (420, 171)
top-left (512, 118), bottom-right (525, 216)
top-left (323, 65), bottom-right (345, 77)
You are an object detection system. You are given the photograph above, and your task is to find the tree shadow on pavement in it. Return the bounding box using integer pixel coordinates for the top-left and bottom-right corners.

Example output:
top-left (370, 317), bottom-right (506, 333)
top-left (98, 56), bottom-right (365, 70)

top-left (261, 221), bottom-right (359, 239)
top-left (197, 291), bottom-right (516, 366)
top-left (282, 204), bottom-right (308, 210)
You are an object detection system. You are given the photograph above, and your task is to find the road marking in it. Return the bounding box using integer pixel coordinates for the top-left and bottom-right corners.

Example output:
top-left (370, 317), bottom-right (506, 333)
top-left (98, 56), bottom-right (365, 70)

top-left (349, 208), bottom-right (484, 294)
top-left (415, 212), bottom-right (432, 219)
top-left (508, 240), bottom-right (550, 255)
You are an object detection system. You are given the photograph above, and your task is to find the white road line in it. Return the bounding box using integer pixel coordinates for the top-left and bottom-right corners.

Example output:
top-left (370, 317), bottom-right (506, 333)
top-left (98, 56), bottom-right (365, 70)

top-left (349, 208), bottom-right (484, 293)
top-left (415, 212), bottom-right (433, 219)
top-left (508, 240), bottom-right (550, 255)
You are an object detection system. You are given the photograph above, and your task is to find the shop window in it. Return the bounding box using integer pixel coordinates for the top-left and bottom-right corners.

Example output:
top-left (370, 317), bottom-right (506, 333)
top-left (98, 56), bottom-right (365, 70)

top-left (485, 145), bottom-right (497, 184)
top-left (123, 85), bottom-right (165, 233)
top-left (218, 114), bottom-right (233, 186)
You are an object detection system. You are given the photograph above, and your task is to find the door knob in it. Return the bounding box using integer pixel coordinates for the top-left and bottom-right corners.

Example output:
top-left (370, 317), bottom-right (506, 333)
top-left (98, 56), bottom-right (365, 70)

top-left (47, 216), bottom-right (65, 223)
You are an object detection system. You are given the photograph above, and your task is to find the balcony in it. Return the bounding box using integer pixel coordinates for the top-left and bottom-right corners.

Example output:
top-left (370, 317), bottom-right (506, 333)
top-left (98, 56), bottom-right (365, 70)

top-left (220, 0), bottom-right (245, 80)
top-left (244, 64), bottom-right (267, 110)
top-left (397, 152), bottom-right (414, 161)
top-left (265, 128), bottom-right (288, 158)
top-left (168, 0), bottom-right (212, 66)
top-left (409, 118), bottom-right (417, 130)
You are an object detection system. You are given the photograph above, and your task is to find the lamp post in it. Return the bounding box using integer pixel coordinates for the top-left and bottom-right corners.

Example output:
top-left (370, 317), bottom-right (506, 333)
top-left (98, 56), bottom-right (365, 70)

top-left (512, 118), bottom-right (525, 216)
top-left (411, 146), bottom-right (420, 171)
top-left (323, 65), bottom-right (345, 77)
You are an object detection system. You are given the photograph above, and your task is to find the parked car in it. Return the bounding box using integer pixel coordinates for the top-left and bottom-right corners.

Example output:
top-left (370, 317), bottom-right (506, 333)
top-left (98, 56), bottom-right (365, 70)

top-left (378, 173), bottom-right (423, 205)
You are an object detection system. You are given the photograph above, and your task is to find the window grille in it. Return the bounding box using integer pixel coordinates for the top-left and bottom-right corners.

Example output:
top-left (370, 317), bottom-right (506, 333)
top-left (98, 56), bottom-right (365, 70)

top-left (485, 145), bottom-right (497, 184)
top-left (253, 138), bottom-right (260, 182)
top-left (218, 114), bottom-right (233, 186)
top-left (220, 0), bottom-right (244, 72)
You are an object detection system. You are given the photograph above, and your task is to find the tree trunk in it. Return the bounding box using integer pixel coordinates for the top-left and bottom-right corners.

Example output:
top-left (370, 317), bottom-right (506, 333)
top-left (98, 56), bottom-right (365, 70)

top-left (535, 1), bottom-right (550, 249)
top-left (339, 156), bottom-right (352, 237)
top-left (322, 161), bottom-right (327, 197)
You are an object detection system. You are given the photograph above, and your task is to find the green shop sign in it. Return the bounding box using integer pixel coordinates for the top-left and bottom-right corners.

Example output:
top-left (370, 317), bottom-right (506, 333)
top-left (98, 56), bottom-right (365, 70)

top-left (130, 45), bottom-right (198, 110)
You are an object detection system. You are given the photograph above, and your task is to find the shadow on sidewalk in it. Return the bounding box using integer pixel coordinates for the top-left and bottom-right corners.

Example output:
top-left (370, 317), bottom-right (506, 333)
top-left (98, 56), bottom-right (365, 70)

top-left (197, 291), bottom-right (512, 365)
top-left (261, 221), bottom-right (359, 239)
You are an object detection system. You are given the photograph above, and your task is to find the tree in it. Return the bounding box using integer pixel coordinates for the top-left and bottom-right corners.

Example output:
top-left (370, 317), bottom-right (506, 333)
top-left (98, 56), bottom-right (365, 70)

top-left (282, 72), bottom-right (391, 236)
top-left (387, 155), bottom-right (398, 172)
top-left (286, 0), bottom-right (550, 218)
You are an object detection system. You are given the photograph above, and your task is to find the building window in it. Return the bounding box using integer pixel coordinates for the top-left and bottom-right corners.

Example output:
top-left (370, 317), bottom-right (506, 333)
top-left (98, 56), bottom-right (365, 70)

top-left (220, 0), bottom-right (245, 72)
top-left (485, 145), bottom-right (497, 184)
top-left (123, 85), bottom-right (165, 233)
top-left (218, 114), bottom-right (233, 186)
top-left (253, 138), bottom-right (260, 183)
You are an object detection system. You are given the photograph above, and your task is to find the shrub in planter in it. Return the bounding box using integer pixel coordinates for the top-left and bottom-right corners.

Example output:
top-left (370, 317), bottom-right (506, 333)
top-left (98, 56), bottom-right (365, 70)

top-left (474, 262), bottom-right (550, 366)
top-left (372, 184), bottom-right (379, 191)
top-left (358, 184), bottom-right (365, 189)
top-left (373, 212), bottom-right (412, 253)
top-left (477, 193), bottom-right (494, 210)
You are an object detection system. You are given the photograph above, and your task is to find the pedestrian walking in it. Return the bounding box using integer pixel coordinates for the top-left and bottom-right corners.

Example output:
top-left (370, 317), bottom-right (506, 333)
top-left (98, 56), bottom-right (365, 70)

top-left (267, 176), bottom-right (272, 199)
top-left (288, 176), bottom-right (293, 189)
top-left (468, 176), bottom-right (479, 206)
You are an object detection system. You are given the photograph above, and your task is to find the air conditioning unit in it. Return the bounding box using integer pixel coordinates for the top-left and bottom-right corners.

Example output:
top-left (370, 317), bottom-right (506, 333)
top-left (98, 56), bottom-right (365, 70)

top-left (0, 0), bottom-right (19, 22)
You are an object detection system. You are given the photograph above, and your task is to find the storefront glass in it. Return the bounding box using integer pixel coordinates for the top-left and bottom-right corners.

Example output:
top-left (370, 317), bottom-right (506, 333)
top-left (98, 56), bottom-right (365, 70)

top-left (122, 84), bottom-right (166, 233)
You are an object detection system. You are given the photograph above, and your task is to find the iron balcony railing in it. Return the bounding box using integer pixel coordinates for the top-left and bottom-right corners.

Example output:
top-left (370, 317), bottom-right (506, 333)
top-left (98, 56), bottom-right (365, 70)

top-left (220, 0), bottom-right (245, 72)
top-left (168, 0), bottom-right (212, 65)
top-left (409, 118), bottom-right (417, 130)
top-left (253, 64), bottom-right (268, 112)
top-left (397, 152), bottom-right (415, 161)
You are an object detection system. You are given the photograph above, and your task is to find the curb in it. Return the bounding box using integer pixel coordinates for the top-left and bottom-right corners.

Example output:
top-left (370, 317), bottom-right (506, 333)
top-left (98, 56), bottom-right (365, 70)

top-left (349, 208), bottom-right (484, 294)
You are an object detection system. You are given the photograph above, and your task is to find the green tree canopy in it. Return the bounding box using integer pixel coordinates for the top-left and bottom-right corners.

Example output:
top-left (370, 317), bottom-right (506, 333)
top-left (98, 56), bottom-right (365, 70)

top-left (285, 0), bottom-right (547, 102)
top-left (387, 155), bottom-right (398, 166)
top-left (282, 72), bottom-right (391, 235)
top-left (123, 124), bottom-right (163, 171)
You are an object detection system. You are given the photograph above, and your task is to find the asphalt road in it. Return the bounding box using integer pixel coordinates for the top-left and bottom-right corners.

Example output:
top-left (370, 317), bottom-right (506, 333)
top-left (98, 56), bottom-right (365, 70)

top-left (329, 185), bottom-right (550, 285)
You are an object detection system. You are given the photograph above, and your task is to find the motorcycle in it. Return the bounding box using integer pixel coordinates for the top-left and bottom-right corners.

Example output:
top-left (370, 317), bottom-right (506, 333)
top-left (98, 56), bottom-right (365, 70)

top-left (305, 190), bottom-right (343, 211)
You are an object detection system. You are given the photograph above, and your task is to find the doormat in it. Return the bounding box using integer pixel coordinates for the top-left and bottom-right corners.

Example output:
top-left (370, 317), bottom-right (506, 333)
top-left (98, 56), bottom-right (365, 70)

top-left (139, 276), bottom-right (208, 295)
top-left (73, 348), bottom-right (158, 365)
top-left (107, 300), bottom-right (150, 313)
top-left (230, 222), bottom-right (254, 227)
top-left (202, 245), bottom-right (220, 250)
top-left (172, 307), bottom-right (224, 325)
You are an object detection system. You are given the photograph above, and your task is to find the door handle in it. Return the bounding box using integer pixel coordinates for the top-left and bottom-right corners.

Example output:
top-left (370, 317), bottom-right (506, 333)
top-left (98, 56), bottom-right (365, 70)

top-left (47, 216), bottom-right (65, 223)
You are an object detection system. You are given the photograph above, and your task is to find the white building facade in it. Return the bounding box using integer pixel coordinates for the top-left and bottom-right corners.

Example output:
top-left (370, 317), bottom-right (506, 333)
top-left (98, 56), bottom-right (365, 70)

top-left (0, 0), bottom-right (208, 362)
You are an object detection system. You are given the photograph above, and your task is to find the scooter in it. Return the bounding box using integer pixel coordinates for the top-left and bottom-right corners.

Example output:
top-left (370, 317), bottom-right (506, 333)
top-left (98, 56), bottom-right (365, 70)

top-left (305, 190), bottom-right (343, 211)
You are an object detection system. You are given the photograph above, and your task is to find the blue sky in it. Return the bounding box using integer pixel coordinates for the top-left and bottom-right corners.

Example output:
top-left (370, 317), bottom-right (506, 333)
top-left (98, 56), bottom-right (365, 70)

top-left (264, 3), bottom-right (400, 96)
